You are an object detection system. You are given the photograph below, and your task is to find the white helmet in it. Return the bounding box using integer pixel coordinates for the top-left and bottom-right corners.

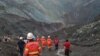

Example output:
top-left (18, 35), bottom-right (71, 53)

top-left (19, 37), bottom-right (23, 40)
top-left (42, 36), bottom-right (45, 38)
top-left (48, 35), bottom-right (50, 38)
top-left (27, 32), bottom-right (33, 39)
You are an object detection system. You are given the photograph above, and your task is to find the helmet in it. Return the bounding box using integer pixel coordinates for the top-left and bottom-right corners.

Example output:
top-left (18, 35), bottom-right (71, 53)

top-left (19, 37), bottom-right (23, 40)
top-left (48, 35), bottom-right (50, 38)
top-left (27, 32), bottom-right (33, 39)
top-left (42, 36), bottom-right (45, 38)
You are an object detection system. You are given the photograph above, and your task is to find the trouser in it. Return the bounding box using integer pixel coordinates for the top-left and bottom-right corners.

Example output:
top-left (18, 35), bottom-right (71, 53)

top-left (55, 44), bottom-right (58, 50)
top-left (42, 45), bottom-right (46, 50)
top-left (48, 45), bottom-right (52, 51)
top-left (65, 49), bottom-right (70, 56)
top-left (19, 50), bottom-right (23, 56)
top-left (32, 54), bottom-right (40, 56)
top-left (27, 54), bottom-right (40, 56)
top-left (42, 44), bottom-right (46, 49)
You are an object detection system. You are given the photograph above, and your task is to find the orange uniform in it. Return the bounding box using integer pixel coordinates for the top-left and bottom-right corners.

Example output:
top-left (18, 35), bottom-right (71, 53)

top-left (47, 38), bottom-right (53, 49)
top-left (24, 42), bottom-right (41, 56)
top-left (41, 38), bottom-right (47, 48)
top-left (36, 37), bottom-right (40, 44)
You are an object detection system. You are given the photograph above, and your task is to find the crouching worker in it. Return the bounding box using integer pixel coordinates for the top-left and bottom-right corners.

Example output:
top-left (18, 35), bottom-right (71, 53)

top-left (64, 40), bottom-right (71, 56)
top-left (24, 32), bottom-right (41, 56)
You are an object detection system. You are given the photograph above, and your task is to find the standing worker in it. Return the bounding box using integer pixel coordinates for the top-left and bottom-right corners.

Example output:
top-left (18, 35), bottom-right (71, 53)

top-left (17, 37), bottom-right (25, 56)
top-left (41, 36), bottom-right (47, 49)
top-left (54, 36), bottom-right (59, 50)
top-left (64, 39), bottom-right (71, 56)
top-left (36, 36), bottom-right (40, 44)
top-left (24, 32), bottom-right (41, 56)
top-left (47, 36), bottom-right (53, 51)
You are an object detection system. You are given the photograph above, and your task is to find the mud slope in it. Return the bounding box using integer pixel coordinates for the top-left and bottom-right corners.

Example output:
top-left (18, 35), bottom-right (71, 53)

top-left (0, 13), bottom-right (63, 36)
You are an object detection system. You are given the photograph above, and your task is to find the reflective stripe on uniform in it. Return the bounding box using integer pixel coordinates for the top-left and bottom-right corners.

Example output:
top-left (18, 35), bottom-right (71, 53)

top-left (25, 48), bottom-right (29, 51)
top-left (48, 46), bottom-right (52, 48)
top-left (29, 51), bottom-right (39, 54)
top-left (39, 47), bottom-right (41, 49)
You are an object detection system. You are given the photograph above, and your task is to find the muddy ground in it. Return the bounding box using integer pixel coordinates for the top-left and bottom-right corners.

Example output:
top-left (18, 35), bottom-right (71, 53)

top-left (0, 39), bottom-right (100, 56)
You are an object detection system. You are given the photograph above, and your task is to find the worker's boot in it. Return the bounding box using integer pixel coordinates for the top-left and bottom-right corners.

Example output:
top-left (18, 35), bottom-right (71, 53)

top-left (42, 47), bottom-right (46, 50)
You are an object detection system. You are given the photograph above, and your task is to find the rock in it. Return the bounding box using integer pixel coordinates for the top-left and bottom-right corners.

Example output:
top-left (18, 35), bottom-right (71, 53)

top-left (0, 47), bottom-right (1, 51)
top-left (0, 39), bottom-right (1, 42)
top-left (96, 39), bottom-right (99, 41)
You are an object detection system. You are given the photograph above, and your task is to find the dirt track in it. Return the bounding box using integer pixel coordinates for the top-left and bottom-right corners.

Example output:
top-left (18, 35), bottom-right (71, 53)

top-left (41, 44), bottom-right (100, 56)
top-left (41, 40), bottom-right (100, 56)
top-left (0, 39), bottom-right (100, 56)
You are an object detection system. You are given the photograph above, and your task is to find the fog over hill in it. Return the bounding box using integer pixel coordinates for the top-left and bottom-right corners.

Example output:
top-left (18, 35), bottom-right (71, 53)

top-left (0, 0), bottom-right (100, 35)
top-left (0, 0), bottom-right (100, 23)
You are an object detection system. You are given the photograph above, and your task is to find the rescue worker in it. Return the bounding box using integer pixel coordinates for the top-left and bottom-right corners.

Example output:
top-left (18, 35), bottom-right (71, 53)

top-left (47, 36), bottom-right (53, 51)
top-left (54, 36), bottom-right (59, 50)
top-left (24, 32), bottom-right (41, 56)
top-left (17, 37), bottom-right (25, 56)
top-left (41, 36), bottom-right (47, 49)
top-left (36, 36), bottom-right (40, 44)
top-left (64, 39), bottom-right (71, 56)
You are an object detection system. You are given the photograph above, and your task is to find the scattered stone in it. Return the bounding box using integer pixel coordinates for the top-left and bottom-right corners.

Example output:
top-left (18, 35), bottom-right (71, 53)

top-left (92, 34), bottom-right (95, 37)
top-left (96, 39), bottom-right (100, 41)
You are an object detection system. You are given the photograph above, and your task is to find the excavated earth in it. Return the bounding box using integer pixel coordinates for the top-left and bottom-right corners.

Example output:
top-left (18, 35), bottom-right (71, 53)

top-left (0, 18), bottom-right (100, 56)
top-left (0, 38), bottom-right (100, 56)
